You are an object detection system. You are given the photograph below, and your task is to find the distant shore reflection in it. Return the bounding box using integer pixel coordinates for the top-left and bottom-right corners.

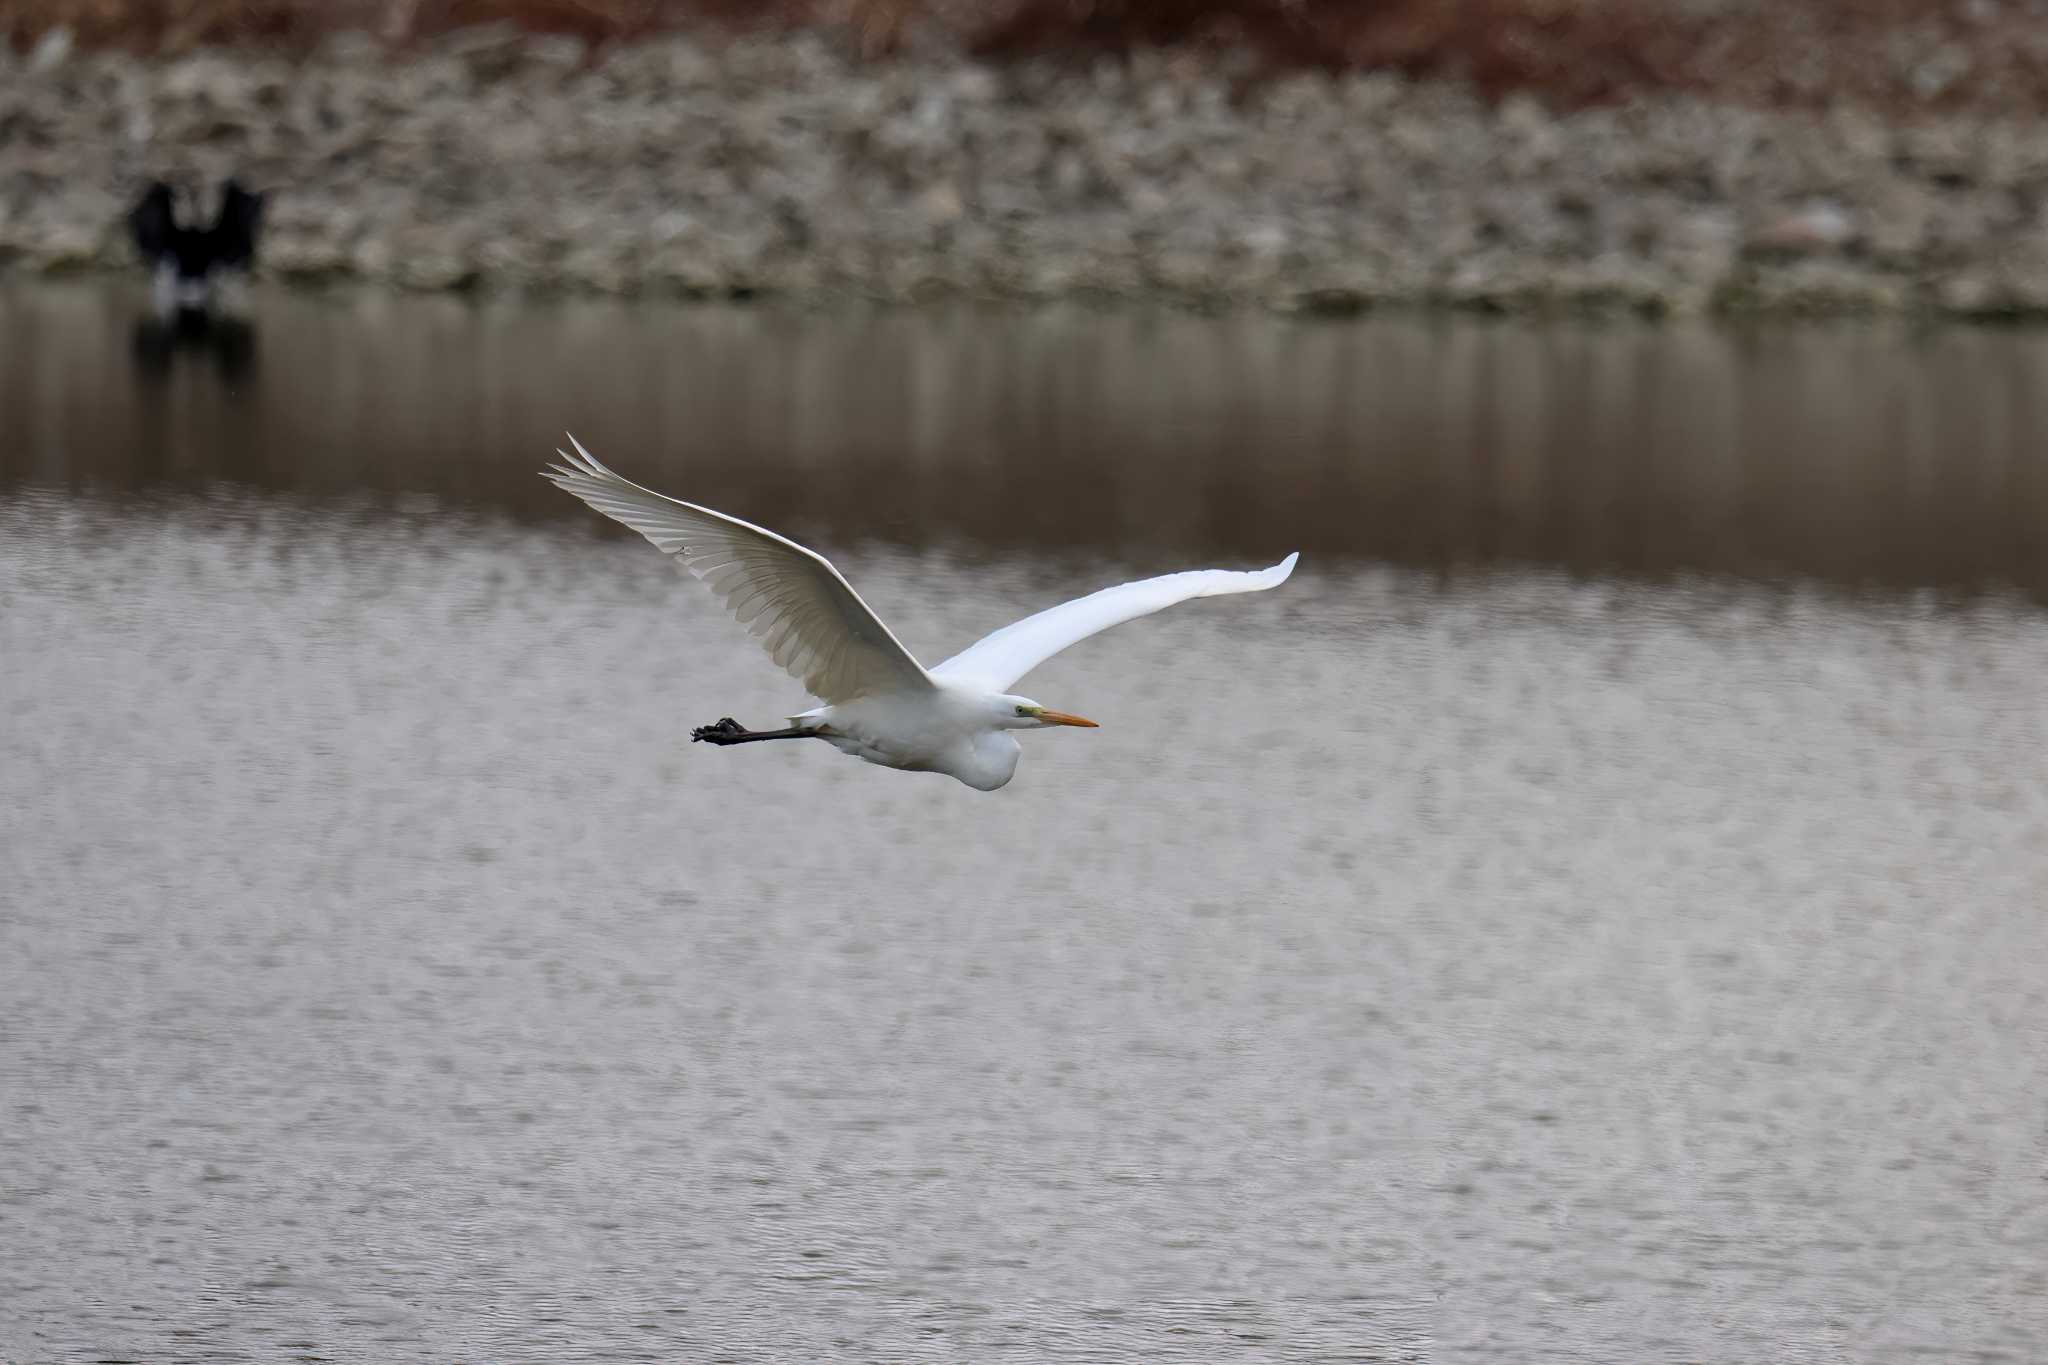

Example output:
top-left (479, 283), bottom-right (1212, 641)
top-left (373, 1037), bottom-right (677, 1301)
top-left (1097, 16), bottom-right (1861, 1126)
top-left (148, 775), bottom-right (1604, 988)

top-left (7, 280), bottom-right (2048, 600)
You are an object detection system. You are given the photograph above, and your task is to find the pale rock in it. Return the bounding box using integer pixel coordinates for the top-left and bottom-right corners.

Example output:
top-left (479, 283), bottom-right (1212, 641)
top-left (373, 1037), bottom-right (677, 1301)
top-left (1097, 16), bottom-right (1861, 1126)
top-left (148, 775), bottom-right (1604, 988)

top-left (28, 27), bottom-right (73, 73)
top-left (1749, 202), bottom-right (1857, 254)
top-left (917, 181), bottom-right (964, 226)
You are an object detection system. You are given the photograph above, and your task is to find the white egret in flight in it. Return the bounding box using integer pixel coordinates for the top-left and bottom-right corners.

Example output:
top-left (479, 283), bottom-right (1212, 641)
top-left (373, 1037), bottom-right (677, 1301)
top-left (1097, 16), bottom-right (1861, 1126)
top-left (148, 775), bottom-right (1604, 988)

top-left (544, 437), bottom-right (1298, 791)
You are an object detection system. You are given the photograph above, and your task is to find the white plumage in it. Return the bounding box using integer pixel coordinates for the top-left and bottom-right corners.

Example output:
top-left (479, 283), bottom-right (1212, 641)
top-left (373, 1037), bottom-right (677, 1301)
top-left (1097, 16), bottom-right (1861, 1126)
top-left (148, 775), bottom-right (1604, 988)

top-left (544, 437), bottom-right (928, 705)
top-left (931, 557), bottom-right (1300, 692)
top-left (544, 436), bottom-right (1298, 790)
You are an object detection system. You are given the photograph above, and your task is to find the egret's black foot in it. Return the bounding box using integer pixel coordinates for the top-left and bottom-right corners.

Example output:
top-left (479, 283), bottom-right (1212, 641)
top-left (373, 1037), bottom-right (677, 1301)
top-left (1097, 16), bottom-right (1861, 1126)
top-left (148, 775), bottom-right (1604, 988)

top-left (692, 718), bottom-right (819, 746)
top-left (692, 717), bottom-right (748, 744)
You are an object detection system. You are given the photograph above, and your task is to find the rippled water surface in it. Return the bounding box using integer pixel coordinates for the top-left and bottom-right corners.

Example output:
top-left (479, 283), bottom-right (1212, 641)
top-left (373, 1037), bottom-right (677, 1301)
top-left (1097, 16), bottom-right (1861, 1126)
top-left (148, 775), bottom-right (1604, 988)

top-left (3, 282), bottom-right (2047, 1363)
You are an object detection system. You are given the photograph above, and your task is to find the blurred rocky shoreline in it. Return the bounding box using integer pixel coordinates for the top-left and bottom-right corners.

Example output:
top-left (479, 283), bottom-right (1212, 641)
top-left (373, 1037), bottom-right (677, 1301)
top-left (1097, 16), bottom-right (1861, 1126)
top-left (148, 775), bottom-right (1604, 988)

top-left (7, 24), bottom-right (2048, 316)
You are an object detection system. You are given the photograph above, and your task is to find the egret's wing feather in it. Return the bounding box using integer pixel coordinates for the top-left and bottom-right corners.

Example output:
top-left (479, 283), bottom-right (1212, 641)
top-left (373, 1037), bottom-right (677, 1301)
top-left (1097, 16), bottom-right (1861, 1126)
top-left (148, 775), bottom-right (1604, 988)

top-left (932, 553), bottom-right (1299, 692)
top-left (543, 436), bottom-right (931, 703)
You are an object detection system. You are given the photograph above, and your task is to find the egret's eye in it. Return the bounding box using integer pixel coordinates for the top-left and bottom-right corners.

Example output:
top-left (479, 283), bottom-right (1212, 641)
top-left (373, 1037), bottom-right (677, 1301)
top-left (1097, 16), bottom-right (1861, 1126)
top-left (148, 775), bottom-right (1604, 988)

top-left (1016, 705), bottom-right (1031, 717)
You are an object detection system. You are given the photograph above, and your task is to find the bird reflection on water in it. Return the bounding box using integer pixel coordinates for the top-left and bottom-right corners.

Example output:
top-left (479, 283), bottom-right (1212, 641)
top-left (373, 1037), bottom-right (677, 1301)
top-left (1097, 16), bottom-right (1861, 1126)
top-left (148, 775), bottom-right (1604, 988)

top-left (131, 308), bottom-right (258, 387)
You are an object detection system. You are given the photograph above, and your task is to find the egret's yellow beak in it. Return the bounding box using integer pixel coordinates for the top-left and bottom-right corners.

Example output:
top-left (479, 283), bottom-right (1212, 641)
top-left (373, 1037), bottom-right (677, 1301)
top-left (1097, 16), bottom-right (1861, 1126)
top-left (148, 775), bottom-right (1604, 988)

top-left (1039, 709), bottom-right (1099, 728)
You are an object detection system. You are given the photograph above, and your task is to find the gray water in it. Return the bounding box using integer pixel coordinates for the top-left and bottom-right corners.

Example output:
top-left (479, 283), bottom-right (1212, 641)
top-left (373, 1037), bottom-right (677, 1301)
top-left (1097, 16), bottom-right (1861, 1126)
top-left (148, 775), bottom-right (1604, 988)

top-left (3, 281), bottom-right (2047, 1363)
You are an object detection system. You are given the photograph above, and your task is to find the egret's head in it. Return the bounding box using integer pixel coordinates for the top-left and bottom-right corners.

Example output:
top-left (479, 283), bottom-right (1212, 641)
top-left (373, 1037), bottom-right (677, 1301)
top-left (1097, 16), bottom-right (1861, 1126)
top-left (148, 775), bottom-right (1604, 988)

top-left (1001, 695), bottom-right (1099, 731)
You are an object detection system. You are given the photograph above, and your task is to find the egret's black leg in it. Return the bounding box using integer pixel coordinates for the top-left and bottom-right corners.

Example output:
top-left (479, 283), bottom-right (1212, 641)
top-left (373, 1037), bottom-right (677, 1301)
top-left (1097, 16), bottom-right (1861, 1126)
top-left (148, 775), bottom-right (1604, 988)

top-left (692, 717), bottom-right (819, 745)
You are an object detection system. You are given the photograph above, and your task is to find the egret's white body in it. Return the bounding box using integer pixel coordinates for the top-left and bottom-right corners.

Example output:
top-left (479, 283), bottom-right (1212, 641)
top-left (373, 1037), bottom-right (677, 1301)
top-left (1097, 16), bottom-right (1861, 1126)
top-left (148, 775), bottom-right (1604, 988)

top-left (544, 436), bottom-right (1298, 790)
top-left (794, 685), bottom-right (1031, 791)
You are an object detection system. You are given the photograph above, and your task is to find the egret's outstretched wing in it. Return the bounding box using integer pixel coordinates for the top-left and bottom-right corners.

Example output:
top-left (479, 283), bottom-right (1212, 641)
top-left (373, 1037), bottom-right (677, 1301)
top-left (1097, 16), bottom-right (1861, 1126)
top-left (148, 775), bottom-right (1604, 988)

top-left (933, 553), bottom-right (1299, 692)
top-left (543, 436), bottom-right (932, 703)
